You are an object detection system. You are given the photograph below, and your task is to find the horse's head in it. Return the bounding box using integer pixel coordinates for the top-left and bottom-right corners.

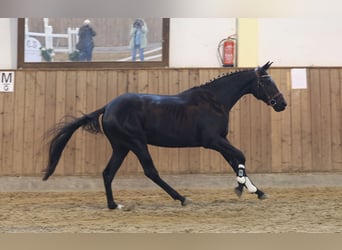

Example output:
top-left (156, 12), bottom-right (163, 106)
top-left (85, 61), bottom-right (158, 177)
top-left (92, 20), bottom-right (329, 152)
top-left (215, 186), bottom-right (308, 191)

top-left (251, 61), bottom-right (287, 112)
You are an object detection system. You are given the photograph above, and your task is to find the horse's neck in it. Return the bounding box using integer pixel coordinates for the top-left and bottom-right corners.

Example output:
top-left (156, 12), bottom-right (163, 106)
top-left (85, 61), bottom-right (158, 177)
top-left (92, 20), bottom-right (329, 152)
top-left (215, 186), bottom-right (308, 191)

top-left (206, 72), bottom-right (256, 111)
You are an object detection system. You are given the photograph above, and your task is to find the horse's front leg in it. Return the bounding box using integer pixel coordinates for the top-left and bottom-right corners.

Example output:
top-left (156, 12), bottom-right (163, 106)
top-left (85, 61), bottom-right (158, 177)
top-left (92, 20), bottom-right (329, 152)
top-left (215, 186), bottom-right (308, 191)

top-left (235, 164), bottom-right (267, 199)
top-left (211, 137), bottom-right (267, 199)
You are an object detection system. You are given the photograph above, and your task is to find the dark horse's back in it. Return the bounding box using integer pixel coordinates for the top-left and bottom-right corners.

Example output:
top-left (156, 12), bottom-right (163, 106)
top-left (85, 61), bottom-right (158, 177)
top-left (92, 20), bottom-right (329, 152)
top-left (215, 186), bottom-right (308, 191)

top-left (102, 91), bottom-right (229, 148)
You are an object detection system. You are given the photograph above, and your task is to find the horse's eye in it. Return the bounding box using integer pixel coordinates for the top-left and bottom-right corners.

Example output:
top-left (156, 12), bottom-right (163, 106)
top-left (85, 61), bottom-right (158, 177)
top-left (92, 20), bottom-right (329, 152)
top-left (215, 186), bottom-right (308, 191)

top-left (264, 78), bottom-right (272, 85)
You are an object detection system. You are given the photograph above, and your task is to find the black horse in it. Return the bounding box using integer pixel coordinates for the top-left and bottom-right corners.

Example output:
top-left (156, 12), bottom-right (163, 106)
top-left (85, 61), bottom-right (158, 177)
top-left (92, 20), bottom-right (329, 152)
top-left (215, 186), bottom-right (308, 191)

top-left (43, 62), bottom-right (287, 209)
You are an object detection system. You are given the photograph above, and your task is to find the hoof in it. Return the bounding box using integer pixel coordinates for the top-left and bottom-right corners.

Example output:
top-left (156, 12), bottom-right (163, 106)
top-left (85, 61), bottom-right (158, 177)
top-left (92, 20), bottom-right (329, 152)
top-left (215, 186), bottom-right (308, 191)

top-left (181, 197), bottom-right (192, 206)
top-left (256, 190), bottom-right (268, 200)
top-left (258, 193), bottom-right (268, 200)
top-left (234, 186), bottom-right (243, 198)
top-left (108, 202), bottom-right (121, 210)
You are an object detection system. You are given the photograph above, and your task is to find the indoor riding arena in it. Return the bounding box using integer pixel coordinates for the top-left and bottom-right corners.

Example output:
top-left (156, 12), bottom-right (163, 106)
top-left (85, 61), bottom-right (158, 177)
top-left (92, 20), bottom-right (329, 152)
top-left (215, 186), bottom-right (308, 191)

top-left (0, 17), bottom-right (342, 234)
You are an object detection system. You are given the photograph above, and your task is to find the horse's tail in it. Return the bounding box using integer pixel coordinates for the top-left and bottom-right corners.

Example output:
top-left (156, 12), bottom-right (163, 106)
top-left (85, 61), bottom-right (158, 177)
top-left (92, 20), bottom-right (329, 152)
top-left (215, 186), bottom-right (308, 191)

top-left (42, 106), bottom-right (106, 181)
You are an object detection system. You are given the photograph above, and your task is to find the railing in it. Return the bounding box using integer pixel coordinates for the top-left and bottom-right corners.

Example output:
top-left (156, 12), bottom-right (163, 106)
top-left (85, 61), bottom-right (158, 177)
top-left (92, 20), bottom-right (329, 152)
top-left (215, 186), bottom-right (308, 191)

top-left (25, 18), bottom-right (79, 53)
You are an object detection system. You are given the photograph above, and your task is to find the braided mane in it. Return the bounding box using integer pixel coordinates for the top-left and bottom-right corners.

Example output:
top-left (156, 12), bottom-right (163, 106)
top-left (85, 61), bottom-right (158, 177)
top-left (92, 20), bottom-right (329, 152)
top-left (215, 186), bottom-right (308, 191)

top-left (184, 69), bottom-right (253, 93)
top-left (180, 68), bottom-right (256, 96)
top-left (204, 69), bottom-right (253, 86)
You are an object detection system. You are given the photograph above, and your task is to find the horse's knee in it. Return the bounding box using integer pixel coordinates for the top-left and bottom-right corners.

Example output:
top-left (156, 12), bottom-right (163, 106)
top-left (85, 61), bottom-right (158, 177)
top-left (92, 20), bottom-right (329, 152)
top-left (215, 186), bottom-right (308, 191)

top-left (102, 171), bottom-right (113, 185)
top-left (102, 171), bottom-right (107, 181)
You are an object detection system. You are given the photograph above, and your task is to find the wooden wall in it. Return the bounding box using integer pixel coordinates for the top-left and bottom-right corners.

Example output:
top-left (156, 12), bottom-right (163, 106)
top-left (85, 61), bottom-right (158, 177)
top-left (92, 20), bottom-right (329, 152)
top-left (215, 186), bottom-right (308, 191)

top-left (0, 68), bottom-right (341, 177)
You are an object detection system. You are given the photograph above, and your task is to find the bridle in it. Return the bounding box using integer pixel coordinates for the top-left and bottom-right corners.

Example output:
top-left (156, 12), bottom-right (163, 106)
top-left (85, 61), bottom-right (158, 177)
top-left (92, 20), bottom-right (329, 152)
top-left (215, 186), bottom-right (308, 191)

top-left (255, 70), bottom-right (283, 107)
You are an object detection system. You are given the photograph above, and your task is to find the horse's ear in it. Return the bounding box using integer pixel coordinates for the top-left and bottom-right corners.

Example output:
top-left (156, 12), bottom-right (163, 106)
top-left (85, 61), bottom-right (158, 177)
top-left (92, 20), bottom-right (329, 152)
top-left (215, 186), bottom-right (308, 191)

top-left (262, 61), bottom-right (273, 71)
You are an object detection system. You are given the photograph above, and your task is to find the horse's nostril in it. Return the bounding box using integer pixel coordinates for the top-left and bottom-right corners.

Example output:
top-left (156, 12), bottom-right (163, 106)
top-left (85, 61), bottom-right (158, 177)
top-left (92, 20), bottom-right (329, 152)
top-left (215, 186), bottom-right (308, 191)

top-left (269, 99), bottom-right (277, 106)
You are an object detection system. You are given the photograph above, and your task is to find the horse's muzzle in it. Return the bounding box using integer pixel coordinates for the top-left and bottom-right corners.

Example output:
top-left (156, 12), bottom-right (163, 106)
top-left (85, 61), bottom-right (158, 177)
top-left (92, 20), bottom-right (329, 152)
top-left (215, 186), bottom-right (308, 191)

top-left (271, 93), bottom-right (287, 112)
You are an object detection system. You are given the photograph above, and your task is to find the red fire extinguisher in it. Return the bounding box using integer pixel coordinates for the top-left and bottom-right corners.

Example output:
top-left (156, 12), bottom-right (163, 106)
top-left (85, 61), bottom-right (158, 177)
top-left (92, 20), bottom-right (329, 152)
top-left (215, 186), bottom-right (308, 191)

top-left (218, 34), bottom-right (236, 67)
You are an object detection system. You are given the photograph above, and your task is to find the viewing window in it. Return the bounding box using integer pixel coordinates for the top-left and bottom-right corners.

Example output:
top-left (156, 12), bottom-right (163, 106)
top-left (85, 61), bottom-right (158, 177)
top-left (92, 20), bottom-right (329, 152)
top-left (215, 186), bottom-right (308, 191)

top-left (17, 18), bottom-right (169, 68)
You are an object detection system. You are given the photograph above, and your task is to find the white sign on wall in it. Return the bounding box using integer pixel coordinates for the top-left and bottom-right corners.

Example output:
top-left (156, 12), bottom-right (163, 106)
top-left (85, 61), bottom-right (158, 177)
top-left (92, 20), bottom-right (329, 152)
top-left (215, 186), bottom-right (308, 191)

top-left (0, 71), bottom-right (15, 92)
top-left (291, 68), bottom-right (307, 89)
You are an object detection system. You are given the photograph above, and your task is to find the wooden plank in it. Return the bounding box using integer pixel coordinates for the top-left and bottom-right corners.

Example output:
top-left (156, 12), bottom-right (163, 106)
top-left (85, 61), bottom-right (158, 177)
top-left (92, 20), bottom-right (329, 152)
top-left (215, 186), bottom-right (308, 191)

top-left (340, 68), bottom-right (342, 170)
top-left (260, 99), bottom-right (272, 173)
top-left (33, 71), bottom-right (47, 175)
top-left (309, 69), bottom-right (322, 171)
top-left (84, 71), bottom-right (98, 175)
top-left (269, 69), bottom-right (283, 172)
top-left (279, 69), bottom-right (292, 172)
top-left (168, 69), bottom-right (180, 95)
top-left (330, 69), bottom-right (341, 170)
top-left (148, 69), bottom-right (160, 94)
top-left (269, 68), bottom-right (284, 172)
top-left (319, 69), bottom-right (332, 171)
top-left (1, 83), bottom-right (15, 175)
top-left (0, 78), bottom-right (3, 174)
top-left (270, 111), bottom-right (282, 173)
top-left (53, 71), bottom-right (67, 176)
top-left (158, 70), bottom-right (169, 95)
top-left (22, 71), bottom-right (36, 175)
top-left (300, 72), bottom-right (312, 172)
top-left (44, 71), bottom-right (57, 131)
top-left (12, 71), bottom-right (26, 175)
top-left (107, 71), bottom-right (118, 101)
top-left (290, 88), bottom-right (303, 171)
top-left (137, 69), bottom-right (148, 94)
top-left (74, 71), bottom-right (87, 175)
top-left (43, 71), bottom-right (57, 177)
top-left (63, 71), bottom-right (77, 176)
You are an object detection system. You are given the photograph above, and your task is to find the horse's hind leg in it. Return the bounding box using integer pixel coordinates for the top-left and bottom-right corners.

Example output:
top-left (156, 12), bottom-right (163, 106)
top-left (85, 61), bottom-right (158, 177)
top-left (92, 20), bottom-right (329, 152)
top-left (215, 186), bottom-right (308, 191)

top-left (132, 143), bottom-right (189, 206)
top-left (102, 147), bottom-right (129, 209)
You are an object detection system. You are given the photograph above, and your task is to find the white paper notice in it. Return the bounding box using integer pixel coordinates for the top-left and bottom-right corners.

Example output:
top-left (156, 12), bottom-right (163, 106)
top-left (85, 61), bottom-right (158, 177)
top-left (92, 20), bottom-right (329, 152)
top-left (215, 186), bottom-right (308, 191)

top-left (291, 68), bottom-right (307, 89)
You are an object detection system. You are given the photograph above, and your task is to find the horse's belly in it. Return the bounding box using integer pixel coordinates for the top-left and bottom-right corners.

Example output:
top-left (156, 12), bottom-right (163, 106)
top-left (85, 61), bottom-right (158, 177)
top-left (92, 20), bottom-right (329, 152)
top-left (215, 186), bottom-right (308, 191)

top-left (146, 130), bottom-right (200, 148)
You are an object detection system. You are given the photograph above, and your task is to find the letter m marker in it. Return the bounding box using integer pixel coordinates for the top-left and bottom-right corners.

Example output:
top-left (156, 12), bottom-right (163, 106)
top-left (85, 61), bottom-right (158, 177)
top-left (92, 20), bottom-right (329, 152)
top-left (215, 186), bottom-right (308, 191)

top-left (0, 71), bottom-right (15, 92)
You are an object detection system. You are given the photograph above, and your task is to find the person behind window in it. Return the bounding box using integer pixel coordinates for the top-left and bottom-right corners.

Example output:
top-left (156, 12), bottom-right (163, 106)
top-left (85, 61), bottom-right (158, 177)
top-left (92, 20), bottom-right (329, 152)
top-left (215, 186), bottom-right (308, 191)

top-left (129, 19), bottom-right (148, 61)
top-left (76, 19), bottom-right (96, 61)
